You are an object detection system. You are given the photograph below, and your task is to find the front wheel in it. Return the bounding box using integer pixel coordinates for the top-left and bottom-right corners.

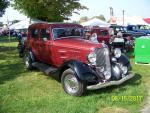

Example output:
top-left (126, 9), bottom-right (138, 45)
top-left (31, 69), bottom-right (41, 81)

top-left (61, 68), bottom-right (86, 96)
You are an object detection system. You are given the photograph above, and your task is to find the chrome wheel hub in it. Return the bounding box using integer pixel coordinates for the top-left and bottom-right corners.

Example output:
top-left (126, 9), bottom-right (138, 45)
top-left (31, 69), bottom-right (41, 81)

top-left (25, 56), bottom-right (30, 67)
top-left (64, 74), bottom-right (79, 94)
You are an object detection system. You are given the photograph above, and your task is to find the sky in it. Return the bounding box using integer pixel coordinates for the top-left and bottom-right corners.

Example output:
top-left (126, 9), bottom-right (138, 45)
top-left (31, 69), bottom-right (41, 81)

top-left (0, 0), bottom-right (150, 22)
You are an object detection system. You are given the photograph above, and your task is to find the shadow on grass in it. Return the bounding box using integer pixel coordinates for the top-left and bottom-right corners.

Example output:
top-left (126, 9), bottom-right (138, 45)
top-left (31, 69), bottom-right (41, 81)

top-left (0, 46), bottom-right (26, 84)
top-left (0, 62), bottom-right (26, 84)
top-left (86, 73), bottom-right (142, 96)
top-left (0, 46), bottom-right (17, 52)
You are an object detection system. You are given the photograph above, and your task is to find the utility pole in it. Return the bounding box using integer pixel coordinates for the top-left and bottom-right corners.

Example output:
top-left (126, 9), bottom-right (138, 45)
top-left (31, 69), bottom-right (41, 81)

top-left (123, 10), bottom-right (125, 26)
top-left (110, 7), bottom-right (114, 17)
top-left (109, 7), bottom-right (114, 24)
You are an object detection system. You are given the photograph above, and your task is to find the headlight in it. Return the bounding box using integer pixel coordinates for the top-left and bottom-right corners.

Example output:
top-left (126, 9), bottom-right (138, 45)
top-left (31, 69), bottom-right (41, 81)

top-left (87, 52), bottom-right (96, 65)
top-left (114, 48), bottom-right (121, 58)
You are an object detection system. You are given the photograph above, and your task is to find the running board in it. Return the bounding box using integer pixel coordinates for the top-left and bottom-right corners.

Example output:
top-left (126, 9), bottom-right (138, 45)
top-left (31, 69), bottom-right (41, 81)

top-left (32, 62), bottom-right (57, 75)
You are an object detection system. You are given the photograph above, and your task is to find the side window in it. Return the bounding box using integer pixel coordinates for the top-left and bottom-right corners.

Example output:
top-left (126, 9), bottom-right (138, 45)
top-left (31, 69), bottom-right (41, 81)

top-left (128, 26), bottom-right (132, 31)
top-left (41, 29), bottom-right (50, 40)
top-left (31, 29), bottom-right (38, 38)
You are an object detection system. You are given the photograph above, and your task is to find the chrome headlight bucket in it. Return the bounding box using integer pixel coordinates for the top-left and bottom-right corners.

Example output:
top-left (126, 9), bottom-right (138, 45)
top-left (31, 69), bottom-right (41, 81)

top-left (87, 52), bottom-right (96, 65)
top-left (114, 48), bottom-right (121, 58)
top-left (104, 71), bottom-right (111, 80)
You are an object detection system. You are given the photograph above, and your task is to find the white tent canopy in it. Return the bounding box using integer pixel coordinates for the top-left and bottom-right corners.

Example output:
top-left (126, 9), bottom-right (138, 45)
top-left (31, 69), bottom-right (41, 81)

top-left (9, 19), bottom-right (30, 30)
top-left (81, 18), bottom-right (110, 27)
top-left (112, 16), bottom-right (149, 26)
top-left (127, 16), bottom-right (149, 25)
top-left (9, 18), bottom-right (45, 30)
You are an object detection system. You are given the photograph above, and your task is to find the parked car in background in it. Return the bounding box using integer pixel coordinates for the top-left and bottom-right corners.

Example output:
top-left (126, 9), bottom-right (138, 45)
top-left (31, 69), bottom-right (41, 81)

top-left (90, 26), bottom-right (110, 44)
top-left (136, 25), bottom-right (150, 36)
top-left (127, 25), bottom-right (150, 36)
top-left (110, 25), bottom-right (145, 38)
top-left (110, 25), bottom-right (146, 52)
top-left (22, 22), bottom-right (134, 96)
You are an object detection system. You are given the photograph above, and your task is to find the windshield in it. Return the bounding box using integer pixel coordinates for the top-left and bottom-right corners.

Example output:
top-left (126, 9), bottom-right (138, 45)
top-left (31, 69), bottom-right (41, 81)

top-left (53, 27), bottom-right (83, 40)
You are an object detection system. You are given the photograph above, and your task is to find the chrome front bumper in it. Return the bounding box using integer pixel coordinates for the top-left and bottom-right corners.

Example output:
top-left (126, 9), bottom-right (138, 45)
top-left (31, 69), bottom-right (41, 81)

top-left (87, 73), bottom-right (135, 90)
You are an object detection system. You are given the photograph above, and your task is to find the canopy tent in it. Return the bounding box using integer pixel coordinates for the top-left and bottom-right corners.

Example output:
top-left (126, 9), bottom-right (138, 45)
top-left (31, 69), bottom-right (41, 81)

top-left (9, 19), bottom-right (45, 30)
top-left (127, 16), bottom-right (149, 25)
top-left (110, 16), bottom-right (149, 26)
top-left (81, 18), bottom-right (110, 27)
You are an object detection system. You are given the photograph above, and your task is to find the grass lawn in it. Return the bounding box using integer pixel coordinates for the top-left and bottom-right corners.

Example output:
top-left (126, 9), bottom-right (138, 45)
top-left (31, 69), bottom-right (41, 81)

top-left (0, 36), bottom-right (150, 113)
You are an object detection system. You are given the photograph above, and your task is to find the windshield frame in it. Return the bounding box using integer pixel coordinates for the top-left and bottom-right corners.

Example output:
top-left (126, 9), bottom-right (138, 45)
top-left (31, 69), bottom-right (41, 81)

top-left (138, 25), bottom-right (149, 30)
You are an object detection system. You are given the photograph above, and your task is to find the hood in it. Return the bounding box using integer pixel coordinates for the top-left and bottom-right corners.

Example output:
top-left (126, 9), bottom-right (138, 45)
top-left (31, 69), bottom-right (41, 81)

top-left (122, 31), bottom-right (145, 37)
top-left (127, 31), bottom-right (146, 36)
top-left (53, 37), bottom-right (103, 51)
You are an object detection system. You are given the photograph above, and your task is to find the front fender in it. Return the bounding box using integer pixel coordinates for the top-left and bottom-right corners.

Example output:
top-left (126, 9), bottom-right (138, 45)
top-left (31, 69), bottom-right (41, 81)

top-left (117, 54), bottom-right (132, 70)
top-left (59, 60), bottom-right (98, 83)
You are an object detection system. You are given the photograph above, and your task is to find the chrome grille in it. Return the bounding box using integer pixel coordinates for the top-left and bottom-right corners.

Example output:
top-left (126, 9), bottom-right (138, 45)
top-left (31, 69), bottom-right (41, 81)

top-left (95, 48), bottom-right (111, 78)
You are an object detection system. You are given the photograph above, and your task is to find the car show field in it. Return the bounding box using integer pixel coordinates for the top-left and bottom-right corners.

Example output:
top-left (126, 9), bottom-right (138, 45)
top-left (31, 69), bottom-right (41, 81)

top-left (0, 36), bottom-right (150, 113)
top-left (1, 0), bottom-right (150, 112)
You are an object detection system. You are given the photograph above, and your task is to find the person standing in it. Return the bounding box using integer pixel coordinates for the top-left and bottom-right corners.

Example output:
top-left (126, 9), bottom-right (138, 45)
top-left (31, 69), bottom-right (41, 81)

top-left (90, 33), bottom-right (99, 43)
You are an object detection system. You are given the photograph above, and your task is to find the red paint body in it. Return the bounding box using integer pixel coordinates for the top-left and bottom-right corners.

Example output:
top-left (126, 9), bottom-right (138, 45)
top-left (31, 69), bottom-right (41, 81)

top-left (27, 23), bottom-right (103, 67)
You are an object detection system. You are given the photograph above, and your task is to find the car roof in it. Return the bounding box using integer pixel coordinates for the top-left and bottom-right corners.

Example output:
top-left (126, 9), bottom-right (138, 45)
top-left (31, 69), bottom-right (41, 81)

top-left (29, 22), bottom-right (83, 29)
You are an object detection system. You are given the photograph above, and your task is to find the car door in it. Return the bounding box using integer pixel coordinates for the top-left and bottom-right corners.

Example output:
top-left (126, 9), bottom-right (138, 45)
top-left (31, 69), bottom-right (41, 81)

top-left (29, 28), bottom-right (41, 60)
top-left (39, 27), bottom-right (53, 64)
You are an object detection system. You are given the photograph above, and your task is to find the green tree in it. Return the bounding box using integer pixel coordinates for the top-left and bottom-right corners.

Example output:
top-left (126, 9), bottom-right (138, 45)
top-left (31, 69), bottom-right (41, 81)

top-left (92, 15), bottom-right (106, 21)
top-left (12, 0), bottom-right (87, 22)
top-left (0, 0), bottom-right (9, 17)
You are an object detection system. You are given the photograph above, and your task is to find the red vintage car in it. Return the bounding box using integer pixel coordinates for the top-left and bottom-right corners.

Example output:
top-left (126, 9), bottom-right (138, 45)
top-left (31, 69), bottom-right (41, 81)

top-left (90, 26), bottom-right (110, 44)
top-left (22, 22), bottom-right (134, 96)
